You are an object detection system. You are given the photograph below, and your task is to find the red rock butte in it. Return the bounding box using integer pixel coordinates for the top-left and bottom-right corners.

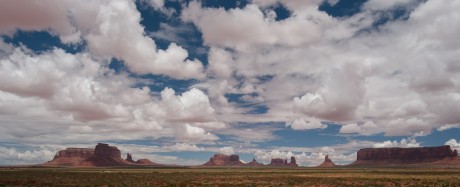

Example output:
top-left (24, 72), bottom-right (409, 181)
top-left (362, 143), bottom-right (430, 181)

top-left (317, 155), bottom-right (336, 167)
top-left (44, 143), bottom-right (158, 167)
top-left (352, 145), bottom-right (458, 165)
top-left (203, 154), bottom-right (245, 166)
top-left (268, 156), bottom-right (298, 167)
top-left (246, 158), bottom-right (264, 166)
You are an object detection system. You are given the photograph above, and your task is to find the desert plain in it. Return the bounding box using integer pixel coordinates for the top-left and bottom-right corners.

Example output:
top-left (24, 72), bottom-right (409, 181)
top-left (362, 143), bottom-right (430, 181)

top-left (1, 166), bottom-right (459, 186)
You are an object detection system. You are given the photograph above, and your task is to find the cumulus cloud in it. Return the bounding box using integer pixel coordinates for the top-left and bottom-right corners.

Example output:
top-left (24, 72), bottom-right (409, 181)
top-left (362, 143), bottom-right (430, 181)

top-left (363, 0), bottom-right (416, 10)
top-left (0, 0), bottom-right (204, 79)
top-left (373, 137), bottom-right (420, 148)
top-left (0, 44), bottom-right (219, 144)
top-left (182, 1), bottom-right (365, 52)
top-left (445, 139), bottom-right (460, 151)
top-left (2, 0), bottom-right (460, 166)
top-left (340, 121), bottom-right (378, 135)
top-left (176, 124), bottom-right (219, 142)
top-left (161, 143), bottom-right (204, 152)
top-left (182, 0), bottom-right (460, 137)
top-left (437, 124), bottom-right (460, 131)
top-left (219, 147), bottom-right (235, 155)
top-left (0, 146), bottom-right (57, 165)
top-left (286, 118), bottom-right (326, 130)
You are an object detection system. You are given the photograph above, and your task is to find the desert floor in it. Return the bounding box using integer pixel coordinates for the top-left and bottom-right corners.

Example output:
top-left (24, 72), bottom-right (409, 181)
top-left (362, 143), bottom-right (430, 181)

top-left (0, 167), bottom-right (459, 186)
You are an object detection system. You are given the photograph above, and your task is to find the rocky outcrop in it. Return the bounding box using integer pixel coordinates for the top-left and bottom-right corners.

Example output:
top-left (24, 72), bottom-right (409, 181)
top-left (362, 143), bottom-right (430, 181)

top-left (289, 156), bottom-right (298, 166)
top-left (126, 153), bottom-right (135, 163)
top-left (269, 156), bottom-right (298, 167)
top-left (83, 143), bottom-right (129, 166)
top-left (352, 145), bottom-right (458, 165)
top-left (46, 148), bottom-right (94, 166)
top-left (317, 155), bottom-right (336, 167)
top-left (203, 154), bottom-right (245, 166)
top-left (45, 143), bottom-right (157, 167)
top-left (246, 158), bottom-right (264, 166)
top-left (136, 159), bottom-right (156, 165)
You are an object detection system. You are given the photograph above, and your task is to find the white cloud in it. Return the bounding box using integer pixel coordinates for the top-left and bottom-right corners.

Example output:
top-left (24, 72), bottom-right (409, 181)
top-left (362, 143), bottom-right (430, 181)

top-left (445, 139), bottom-right (460, 151)
top-left (219, 146), bottom-right (235, 155)
top-left (326, 0), bottom-right (339, 6)
top-left (373, 137), bottom-right (420, 148)
top-left (286, 118), bottom-right (326, 130)
top-left (340, 121), bottom-right (378, 135)
top-left (160, 87), bottom-right (216, 123)
top-left (178, 0), bottom-right (460, 138)
top-left (437, 124), bottom-right (460, 131)
top-left (207, 47), bottom-right (235, 79)
top-left (0, 45), bottom-right (220, 144)
top-left (0, 0), bottom-right (81, 43)
top-left (182, 1), bottom-right (364, 52)
top-left (0, 146), bottom-right (58, 165)
top-left (0, 0), bottom-right (204, 79)
top-left (176, 124), bottom-right (219, 142)
top-left (363, 0), bottom-right (416, 10)
top-left (1, 0), bottom-right (460, 166)
top-left (162, 143), bottom-right (204, 152)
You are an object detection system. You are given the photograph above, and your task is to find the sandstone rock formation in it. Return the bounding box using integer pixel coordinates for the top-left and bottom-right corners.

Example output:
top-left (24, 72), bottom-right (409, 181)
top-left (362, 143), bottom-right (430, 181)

top-left (269, 156), bottom-right (298, 167)
top-left (317, 155), bottom-right (336, 167)
top-left (45, 143), bottom-right (157, 167)
top-left (46, 148), bottom-right (94, 166)
top-left (126, 153), bottom-right (135, 163)
top-left (246, 158), bottom-right (264, 166)
top-left (352, 145), bottom-right (458, 165)
top-left (269, 158), bottom-right (286, 166)
top-left (289, 156), bottom-right (298, 166)
top-left (203, 154), bottom-right (245, 166)
top-left (136, 159), bottom-right (155, 165)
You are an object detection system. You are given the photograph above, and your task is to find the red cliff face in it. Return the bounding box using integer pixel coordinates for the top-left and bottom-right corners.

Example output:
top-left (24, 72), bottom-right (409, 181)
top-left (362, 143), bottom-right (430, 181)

top-left (46, 148), bottom-right (94, 166)
top-left (203, 154), bottom-right (245, 166)
top-left (94, 143), bottom-right (121, 158)
top-left (353, 145), bottom-right (458, 165)
top-left (54, 148), bottom-right (94, 159)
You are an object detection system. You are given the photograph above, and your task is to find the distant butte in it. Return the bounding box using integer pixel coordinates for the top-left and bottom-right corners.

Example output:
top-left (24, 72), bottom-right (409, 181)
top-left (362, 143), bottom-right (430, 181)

top-left (44, 143), bottom-right (158, 167)
top-left (351, 145), bottom-right (458, 165)
top-left (246, 158), bottom-right (264, 166)
top-left (268, 156), bottom-right (298, 167)
top-left (317, 155), bottom-right (336, 167)
top-left (203, 154), bottom-right (245, 166)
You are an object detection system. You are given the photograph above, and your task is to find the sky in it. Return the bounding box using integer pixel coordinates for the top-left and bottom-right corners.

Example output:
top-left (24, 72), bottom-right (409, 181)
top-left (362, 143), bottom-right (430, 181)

top-left (0, 0), bottom-right (459, 166)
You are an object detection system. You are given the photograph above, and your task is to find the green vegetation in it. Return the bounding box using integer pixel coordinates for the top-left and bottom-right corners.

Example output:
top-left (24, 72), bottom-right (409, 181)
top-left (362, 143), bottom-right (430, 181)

top-left (0, 167), bottom-right (459, 186)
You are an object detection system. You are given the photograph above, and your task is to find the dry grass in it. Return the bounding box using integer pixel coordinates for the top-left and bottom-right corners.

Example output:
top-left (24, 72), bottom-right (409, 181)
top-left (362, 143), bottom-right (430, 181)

top-left (0, 167), bottom-right (459, 186)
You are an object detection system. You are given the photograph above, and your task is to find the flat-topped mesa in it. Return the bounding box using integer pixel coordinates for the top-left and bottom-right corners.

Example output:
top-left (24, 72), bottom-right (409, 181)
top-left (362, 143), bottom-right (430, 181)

top-left (353, 145), bottom-right (458, 165)
top-left (47, 148), bottom-right (95, 166)
top-left (269, 156), bottom-right (298, 167)
top-left (203, 154), bottom-right (245, 166)
top-left (54, 148), bottom-right (94, 159)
